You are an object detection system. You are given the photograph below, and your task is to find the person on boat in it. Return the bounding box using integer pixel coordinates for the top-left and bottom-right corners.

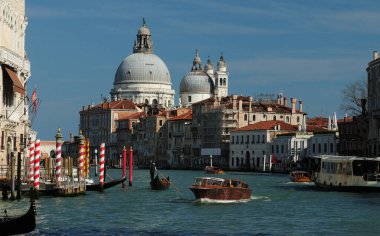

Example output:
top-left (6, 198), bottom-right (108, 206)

top-left (150, 162), bottom-right (157, 180)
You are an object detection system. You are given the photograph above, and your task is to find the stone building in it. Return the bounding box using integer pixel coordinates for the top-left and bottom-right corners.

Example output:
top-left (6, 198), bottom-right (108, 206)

top-left (337, 100), bottom-right (368, 156)
top-left (229, 120), bottom-right (299, 171)
top-left (367, 51), bottom-right (380, 156)
top-left (79, 99), bottom-right (140, 165)
top-left (0, 0), bottom-right (31, 166)
top-left (191, 94), bottom-right (306, 169)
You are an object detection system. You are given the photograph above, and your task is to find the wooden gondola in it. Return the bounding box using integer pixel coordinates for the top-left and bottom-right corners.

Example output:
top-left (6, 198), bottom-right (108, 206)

top-left (0, 192), bottom-right (36, 234)
top-left (149, 162), bottom-right (170, 190)
top-left (150, 175), bottom-right (170, 190)
top-left (86, 176), bottom-right (126, 191)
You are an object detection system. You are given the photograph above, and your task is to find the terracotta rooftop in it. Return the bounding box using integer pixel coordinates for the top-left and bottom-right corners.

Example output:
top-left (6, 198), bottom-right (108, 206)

top-left (170, 111), bottom-right (192, 121)
top-left (234, 120), bottom-right (298, 132)
top-left (81, 99), bottom-right (136, 111)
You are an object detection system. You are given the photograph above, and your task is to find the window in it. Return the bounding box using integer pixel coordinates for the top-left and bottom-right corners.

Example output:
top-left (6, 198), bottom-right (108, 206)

top-left (237, 136), bottom-right (239, 143)
top-left (244, 114), bottom-right (248, 121)
top-left (257, 135), bottom-right (260, 143)
top-left (272, 145), bottom-right (274, 153)
top-left (231, 157), bottom-right (234, 166)
top-left (220, 78), bottom-right (223, 86)
top-left (252, 135), bottom-right (255, 144)
top-left (246, 135), bottom-right (249, 144)
top-left (159, 120), bottom-right (163, 126)
top-left (318, 143), bottom-right (321, 153)
top-left (273, 115), bottom-right (277, 121)
top-left (241, 136), bottom-right (244, 144)
top-left (330, 143), bottom-right (334, 153)
top-left (253, 115), bottom-right (256, 121)
top-left (262, 135), bottom-right (265, 143)
top-left (232, 136), bottom-right (235, 144)
top-left (188, 96), bottom-right (192, 103)
top-left (313, 144), bottom-right (316, 153)
top-left (324, 143), bottom-right (327, 153)
top-left (257, 158), bottom-right (260, 167)
top-left (252, 150), bottom-right (255, 155)
top-left (223, 78), bottom-right (226, 85)
top-left (281, 145), bottom-right (284, 153)
top-left (297, 117), bottom-right (300, 123)
top-left (276, 145), bottom-right (279, 153)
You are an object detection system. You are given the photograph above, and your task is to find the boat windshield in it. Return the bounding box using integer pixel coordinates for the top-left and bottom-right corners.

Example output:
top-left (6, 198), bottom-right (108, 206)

top-left (193, 178), bottom-right (224, 186)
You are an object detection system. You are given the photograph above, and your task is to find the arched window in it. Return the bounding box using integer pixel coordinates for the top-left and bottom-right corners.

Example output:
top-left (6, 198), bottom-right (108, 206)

top-left (231, 157), bottom-right (234, 166)
top-left (244, 114), bottom-right (248, 121)
top-left (273, 115), bottom-right (277, 121)
top-left (223, 78), bottom-right (226, 85)
top-left (145, 99), bottom-right (149, 104)
top-left (220, 78), bottom-right (223, 86)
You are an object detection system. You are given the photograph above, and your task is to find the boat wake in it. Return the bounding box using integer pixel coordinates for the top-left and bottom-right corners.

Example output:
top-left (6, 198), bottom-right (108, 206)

top-left (195, 198), bottom-right (251, 204)
top-left (251, 195), bottom-right (271, 201)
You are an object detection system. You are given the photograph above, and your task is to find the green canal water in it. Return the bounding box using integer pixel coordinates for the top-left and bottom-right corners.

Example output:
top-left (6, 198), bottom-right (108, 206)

top-left (1, 169), bottom-right (380, 235)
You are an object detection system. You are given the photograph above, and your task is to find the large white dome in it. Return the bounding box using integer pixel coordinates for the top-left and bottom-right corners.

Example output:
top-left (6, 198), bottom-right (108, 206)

top-left (114, 53), bottom-right (171, 85)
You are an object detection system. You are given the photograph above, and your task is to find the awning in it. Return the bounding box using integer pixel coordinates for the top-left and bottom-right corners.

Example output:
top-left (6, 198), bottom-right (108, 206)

top-left (3, 66), bottom-right (25, 95)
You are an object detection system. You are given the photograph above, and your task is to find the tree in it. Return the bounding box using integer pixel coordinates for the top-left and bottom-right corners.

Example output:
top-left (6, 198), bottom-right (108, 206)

top-left (340, 79), bottom-right (367, 116)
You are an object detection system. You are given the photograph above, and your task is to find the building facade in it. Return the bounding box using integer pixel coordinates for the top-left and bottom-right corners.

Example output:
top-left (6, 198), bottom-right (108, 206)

top-left (367, 51), bottom-right (380, 157)
top-left (0, 0), bottom-right (31, 166)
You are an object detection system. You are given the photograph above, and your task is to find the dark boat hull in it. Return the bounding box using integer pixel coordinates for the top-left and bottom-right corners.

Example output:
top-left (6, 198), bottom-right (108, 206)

top-left (190, 186), bottom-right (251, 200)
top-left (0, 199), bottom-right (36, 234)
top-left (86, 176), bottom-right (126, 191)
top-left (150, 176), bottom-right (170, 190)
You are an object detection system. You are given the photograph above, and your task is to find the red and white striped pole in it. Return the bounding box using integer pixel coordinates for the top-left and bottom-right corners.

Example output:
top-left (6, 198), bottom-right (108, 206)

top-left (122, 146), bottom-right (126, 189)
top-left (34, 139), bottom-right (41, 191)
top-left (78, 139), bottom-right (85, 183)
top-left (28, 140), bottom-right (35, 187)
top-left (55, 128), bottom-right (63, 186)
top-left (99, 143), bottom-right (105, 192)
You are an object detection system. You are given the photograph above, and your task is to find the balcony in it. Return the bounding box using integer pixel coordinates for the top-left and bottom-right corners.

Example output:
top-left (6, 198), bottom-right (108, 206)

top-left (0, 47), bottom-right (30, 73)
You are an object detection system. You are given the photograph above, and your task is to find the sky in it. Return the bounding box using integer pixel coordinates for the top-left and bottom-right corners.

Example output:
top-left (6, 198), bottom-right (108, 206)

top-left (25, 0), bottom-right (380, 140)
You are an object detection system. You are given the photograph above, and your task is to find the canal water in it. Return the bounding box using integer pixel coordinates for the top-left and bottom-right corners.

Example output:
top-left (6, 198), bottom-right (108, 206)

top-left (1, 169), bottom-right (380, 235)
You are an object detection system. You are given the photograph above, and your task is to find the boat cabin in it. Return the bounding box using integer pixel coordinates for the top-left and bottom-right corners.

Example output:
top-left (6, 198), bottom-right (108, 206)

top-left (192, 177), bottom-right (248, 188)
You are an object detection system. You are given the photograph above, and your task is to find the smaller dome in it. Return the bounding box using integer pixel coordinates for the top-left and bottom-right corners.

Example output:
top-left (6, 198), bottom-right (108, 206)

top-left (205, 57), bottom-right (213, 71)
top-left (180, 71), bottom-right (214, 94)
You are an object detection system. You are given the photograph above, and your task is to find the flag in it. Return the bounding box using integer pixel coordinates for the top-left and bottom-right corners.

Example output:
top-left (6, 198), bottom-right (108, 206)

top-left (31, 88), bottom-right (37, 112)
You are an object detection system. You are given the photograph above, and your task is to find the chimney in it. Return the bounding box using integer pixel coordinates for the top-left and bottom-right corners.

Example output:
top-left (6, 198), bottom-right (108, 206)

top-left (374, 51), bottom-right (379, 60)
top-left (284, 97), bottom-right (287, 107)
top-left (232, 95), bottom-right (238, 110)
top-left (249, 96), bottom-right (252, 112)
top-left (290, 98), bottom-right (297, 113)
top-left (361, 99), bottom-right (367, 115)
top-left (238, 98), bottom-right (243, 111)
top-left (299, 100), bottom-right (303, 112)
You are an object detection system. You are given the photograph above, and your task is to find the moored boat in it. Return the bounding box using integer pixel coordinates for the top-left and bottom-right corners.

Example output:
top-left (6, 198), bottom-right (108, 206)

top-left (189, 177), bottom-right (251, 201)
top-left (204, 166), bottom-right (224, 174)
top-left (86, 176), bottom-right (126, 191)
top-left (289, 170), bottom-right (312, 183)
top-left (311, 155), bottom-right (380, 192)
top-left (0, 191), bottom-right (36, 234)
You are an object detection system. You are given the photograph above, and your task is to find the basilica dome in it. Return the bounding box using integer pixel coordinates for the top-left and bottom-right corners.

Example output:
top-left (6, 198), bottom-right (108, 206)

top-left (110, 19), bottom-right (174, 108)
top-left (114, 53), bottom-right (171, 85)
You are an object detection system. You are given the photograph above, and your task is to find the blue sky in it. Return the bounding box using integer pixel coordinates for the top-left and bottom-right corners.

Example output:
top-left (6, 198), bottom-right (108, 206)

top-left (25, 0), bottom-right (380, 140)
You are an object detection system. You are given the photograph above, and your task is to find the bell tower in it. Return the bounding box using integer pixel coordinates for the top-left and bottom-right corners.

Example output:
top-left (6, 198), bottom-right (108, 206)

top-left (214, 53), bottom-right (228, 98)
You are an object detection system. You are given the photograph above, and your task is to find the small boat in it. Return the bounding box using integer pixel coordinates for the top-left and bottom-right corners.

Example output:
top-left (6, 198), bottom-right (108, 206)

top-left (189, 177), bottom-right (251, 201)
top-left (204, 166), bottom-right (224, 174)
top-left (0, 191), bottom-right (36, 234)
top-left (86, 176), bottom-right (126, 191)
top-left (150, 162), bottom-right (170, 190)
top-left (289, 170), bottom-right (312, 183)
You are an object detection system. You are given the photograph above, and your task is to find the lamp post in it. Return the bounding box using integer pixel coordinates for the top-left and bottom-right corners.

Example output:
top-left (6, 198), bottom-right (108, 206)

top-left (94, 149), bottom-right (98, 177)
